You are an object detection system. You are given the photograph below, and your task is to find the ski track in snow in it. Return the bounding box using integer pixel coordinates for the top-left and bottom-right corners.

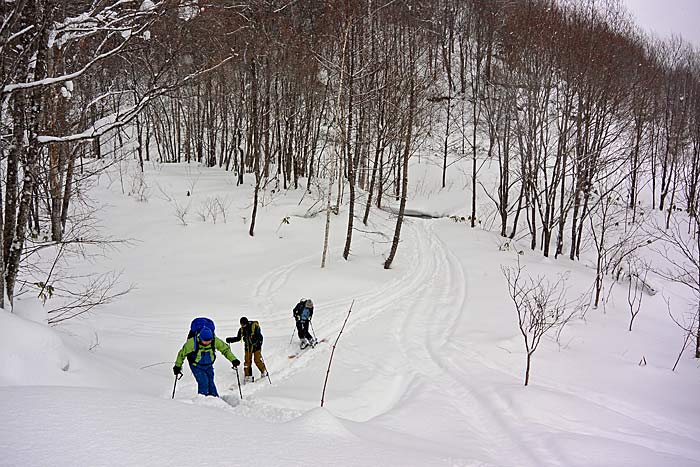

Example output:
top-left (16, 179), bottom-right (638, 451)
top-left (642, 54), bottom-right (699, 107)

top-left (386, 221), bottom-right (554, 466)
top-left (241, 216), bottom-right (545, 463)
top-left (216, 216), bottom-right (700, 466)
top-left (235, 217), bottom-right (539, 459)
top-left (526, 378), bottom-right (700, 462)
top-left (251, 251), bottom-right (320, 323)
top-left (241, 220), bottom-right (441, 397)
top-left (239, 217), bottom-right (436, 398)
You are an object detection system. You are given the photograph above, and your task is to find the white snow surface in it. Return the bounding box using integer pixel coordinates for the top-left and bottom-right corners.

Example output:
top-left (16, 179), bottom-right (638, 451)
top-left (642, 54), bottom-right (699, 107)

top-left (2, 159), bottom-right (700, 467)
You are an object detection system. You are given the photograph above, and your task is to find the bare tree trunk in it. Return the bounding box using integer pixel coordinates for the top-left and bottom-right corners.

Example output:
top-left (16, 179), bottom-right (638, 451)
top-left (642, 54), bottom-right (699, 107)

top-left (248, 60), bottom-right (260, 237)
top-left (7, 102), bottom-right (41, 305)
top-left (307, 82), bottom-right (329, 193)
top-left (321, 24), bottom-right (351, 269)
top-left (0, 157), bottom-right (5, 309)
top-left (509, 182), bottom-right (525, 240)
top-left (343, 27), bottom-right (356, 261)
top-left (696, 231), bottom-right (700, 358)
top-left (363, 141), bottom-right (383, 226)
top-left (384, 44), bottom-right (416, 269)
top-left (48, 44), bottom-right (67, 242)
top-left (524, 352), bottom-right (532, 386)
top-left (60, 147), bottom-right (77, 233)
top-left (4, 96), bottom-right (22, 265)
top-left (6, 0), bottom-right (46, 305)
top-left (442, 96), bottom-right (451, 188)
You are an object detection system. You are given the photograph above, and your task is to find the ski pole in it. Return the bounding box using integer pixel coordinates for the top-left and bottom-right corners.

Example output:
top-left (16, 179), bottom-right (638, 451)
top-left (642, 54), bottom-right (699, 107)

top-left (171, 373), bottom-right (182, 399)
top-left (260, 356), bottom-right (272, 385)
top-left (234, 366), bottom-right (243, 400)
top-left (289, 325), bottom-right (296, 345)
top-left (310, 321), bottom-right (318, 340)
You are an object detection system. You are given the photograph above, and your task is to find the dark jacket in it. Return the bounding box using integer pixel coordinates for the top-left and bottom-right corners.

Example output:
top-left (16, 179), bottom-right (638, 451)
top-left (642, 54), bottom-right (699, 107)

top-left (230, 321), bottom-right (263, 352)
top-left (293, 301), bottom-right (314, 322)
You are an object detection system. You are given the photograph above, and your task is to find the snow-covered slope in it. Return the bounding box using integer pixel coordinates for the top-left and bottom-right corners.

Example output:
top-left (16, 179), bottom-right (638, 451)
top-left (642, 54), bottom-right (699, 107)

top-left (2, 160), bottom-right (699, 467)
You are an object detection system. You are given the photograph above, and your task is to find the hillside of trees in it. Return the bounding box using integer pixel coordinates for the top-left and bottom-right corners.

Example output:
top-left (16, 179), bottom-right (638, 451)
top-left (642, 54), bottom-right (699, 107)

top-left (2, 0), bottom-right (699, 352)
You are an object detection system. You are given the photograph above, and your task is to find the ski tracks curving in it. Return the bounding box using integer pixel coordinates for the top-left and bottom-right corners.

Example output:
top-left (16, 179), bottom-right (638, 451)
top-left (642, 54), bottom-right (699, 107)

top-left (243, 217), bottom-right (548, 465)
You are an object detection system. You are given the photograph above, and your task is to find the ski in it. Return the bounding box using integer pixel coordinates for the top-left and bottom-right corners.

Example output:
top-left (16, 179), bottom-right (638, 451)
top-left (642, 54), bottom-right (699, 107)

top-left (230, 374), bottom-right (267, 391)
top-left (288, 338), bottom-right (327, 359)
top-left (242, 375), bottom-right (268, 385)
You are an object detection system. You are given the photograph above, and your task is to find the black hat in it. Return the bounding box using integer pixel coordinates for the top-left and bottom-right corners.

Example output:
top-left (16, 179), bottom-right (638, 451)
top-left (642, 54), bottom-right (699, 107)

top-left (240, 316), bottom-right (249, 325)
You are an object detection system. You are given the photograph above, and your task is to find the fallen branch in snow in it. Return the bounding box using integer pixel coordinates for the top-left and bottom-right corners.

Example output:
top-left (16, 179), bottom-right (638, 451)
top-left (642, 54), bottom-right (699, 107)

top-left (140, 361), bottom-right (172, 370)
top-left (321, 300), bottom-right (354, 408)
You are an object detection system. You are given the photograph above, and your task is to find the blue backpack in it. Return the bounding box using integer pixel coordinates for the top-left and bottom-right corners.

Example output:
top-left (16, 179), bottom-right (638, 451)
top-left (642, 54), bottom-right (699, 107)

top-left (186, 317), bottom-right (216, 363)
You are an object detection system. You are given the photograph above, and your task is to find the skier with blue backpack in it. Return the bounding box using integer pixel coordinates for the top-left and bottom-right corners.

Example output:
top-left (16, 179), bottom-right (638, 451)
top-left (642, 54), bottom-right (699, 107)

top-left (173, 317), bottom-right (240, 397)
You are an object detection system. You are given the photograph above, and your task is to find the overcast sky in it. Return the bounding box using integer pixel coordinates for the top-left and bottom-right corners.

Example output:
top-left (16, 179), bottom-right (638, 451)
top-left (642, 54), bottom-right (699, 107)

top-left (622, 0), bottom-right (700, 45)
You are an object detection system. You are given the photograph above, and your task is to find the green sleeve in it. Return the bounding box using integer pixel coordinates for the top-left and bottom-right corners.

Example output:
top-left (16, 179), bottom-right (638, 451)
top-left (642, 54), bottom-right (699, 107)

top-left (175, 338), bottom-right (195, 367)
top-left (215, 337), bottom-right (238, 362)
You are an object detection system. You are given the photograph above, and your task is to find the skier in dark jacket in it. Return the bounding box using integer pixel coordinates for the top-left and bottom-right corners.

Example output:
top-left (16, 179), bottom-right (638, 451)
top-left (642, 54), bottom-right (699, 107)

top-left (173, 326), bottom-right (240, 397)
top-left (226, 317), bottom-right (267, 383)
top-left (293, 298), bottom-right (316, 349)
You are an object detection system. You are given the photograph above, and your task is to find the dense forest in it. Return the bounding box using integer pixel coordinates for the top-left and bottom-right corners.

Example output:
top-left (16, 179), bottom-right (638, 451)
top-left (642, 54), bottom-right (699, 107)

top-left (1, 0), bottom-right (699, 351)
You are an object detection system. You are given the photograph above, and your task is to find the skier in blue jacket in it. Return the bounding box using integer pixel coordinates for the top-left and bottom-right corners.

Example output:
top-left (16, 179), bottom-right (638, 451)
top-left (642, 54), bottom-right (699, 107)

top-left (293, 299), bottom-right (316, 349)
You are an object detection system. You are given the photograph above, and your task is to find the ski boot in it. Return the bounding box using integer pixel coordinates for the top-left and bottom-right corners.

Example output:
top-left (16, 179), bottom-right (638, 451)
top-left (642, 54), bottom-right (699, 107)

top-left (244, 375), bottom-right (254, 384)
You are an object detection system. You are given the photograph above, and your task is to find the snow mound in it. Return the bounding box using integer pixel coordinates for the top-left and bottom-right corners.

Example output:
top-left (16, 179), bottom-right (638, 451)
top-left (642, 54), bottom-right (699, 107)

top-left (178, 392), bottom-right (240, 410)
top-left (290, 406), bottom-right (353, 437)
top-left (0, 311), bottom-right (71, 385)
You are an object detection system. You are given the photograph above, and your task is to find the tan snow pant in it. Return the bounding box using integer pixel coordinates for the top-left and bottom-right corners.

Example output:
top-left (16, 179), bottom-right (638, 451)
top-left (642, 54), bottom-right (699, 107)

top-left (244, 349), bottom-right (266, 376)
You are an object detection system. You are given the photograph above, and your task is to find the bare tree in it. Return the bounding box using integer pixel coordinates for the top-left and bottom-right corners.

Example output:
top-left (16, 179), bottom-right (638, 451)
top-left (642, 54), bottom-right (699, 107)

top-left (320, 21), bottom-right (352, 268)
top-left (653, 216), bottom-right (700, 357)
top-left (588, 181), bottom-right (648, 308)
top-left (668, 296), bottom-right (698, 371)
top-left (0, 0), bottom-right (228, 307)
top-left (626, 259), bottom-right (649, 331)
top-left (384, 23), bottom-right (421, 269)
top-left (502, 260), bottom-right (573, 386)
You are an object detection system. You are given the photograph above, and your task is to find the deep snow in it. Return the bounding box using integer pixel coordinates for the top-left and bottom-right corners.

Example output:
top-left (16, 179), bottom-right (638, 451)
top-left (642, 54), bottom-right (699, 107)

top-left (2, 158), bottom-right (700, 467)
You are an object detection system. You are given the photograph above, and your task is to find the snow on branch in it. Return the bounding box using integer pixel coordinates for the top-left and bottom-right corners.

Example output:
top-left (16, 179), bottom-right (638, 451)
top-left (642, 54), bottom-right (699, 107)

top-left (36, 54), bottom-right (237, 144)
top-left (2, 2), bottom-right (162, 96)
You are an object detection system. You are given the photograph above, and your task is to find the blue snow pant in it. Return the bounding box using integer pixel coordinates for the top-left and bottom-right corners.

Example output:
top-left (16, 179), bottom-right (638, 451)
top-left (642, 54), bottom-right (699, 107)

top-left (189, 363), bottom-right (218, 397)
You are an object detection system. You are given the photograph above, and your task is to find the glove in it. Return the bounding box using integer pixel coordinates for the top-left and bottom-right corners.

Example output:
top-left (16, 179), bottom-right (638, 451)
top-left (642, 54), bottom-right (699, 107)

top-left (231, 359), bottom-right (240, 368)
top-left (173, 365), bottom-right (182, 376)
top-left (225, 337), bottom-right (236, 344)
